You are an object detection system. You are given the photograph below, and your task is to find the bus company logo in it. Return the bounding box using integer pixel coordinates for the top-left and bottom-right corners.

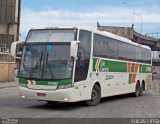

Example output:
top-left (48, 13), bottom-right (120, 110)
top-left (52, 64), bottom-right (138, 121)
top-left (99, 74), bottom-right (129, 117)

top-left (95, 59), bottom-right (109, 72)
top-left (95, 59), bottom-right (102, 72)
top-left (99, 61), bottom-right (109, 72)
top-left (48, 82), bottom-right (58, 86)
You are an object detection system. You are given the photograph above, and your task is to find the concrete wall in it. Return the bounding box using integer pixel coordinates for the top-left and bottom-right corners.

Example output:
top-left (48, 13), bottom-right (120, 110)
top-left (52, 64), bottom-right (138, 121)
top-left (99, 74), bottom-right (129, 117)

top-left (0, 24), bottom-right (8, 33)
top-left (0, 23), bottom-right (19, 41)
top-left (0, 62), bottom-right (15, 82)
top-left (97, 26), bottom-right (133, 40)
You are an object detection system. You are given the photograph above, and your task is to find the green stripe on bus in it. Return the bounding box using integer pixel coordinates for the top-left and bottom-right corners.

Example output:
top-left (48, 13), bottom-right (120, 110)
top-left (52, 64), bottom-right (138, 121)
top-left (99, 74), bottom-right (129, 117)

top-left (19, 78), bottom-right (28, 84)
top-left (93, 58), bottom-right (151, 73)
top-left (140, 65), bottom-right (152, 73)
top-left (19, 78), bottom-right (72, 86)
top-left (93, 58), bottom-right (127, 72)
top-left (131, 63), bottom-right (135, 72)
top-left (139, 64), bottom-right (142, 73)
top-left (129, 74), bottom-right (132, 84)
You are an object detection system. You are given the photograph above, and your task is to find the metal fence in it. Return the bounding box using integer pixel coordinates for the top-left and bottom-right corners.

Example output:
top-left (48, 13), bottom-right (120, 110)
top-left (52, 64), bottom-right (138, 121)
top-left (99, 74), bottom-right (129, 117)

top-left (145, 32), bottom-right (160, 40)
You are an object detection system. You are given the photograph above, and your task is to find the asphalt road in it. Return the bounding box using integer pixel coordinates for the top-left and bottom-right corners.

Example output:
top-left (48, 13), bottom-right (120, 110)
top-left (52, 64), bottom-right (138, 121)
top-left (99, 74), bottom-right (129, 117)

top-left (0, 80), bottom-right (160, 118)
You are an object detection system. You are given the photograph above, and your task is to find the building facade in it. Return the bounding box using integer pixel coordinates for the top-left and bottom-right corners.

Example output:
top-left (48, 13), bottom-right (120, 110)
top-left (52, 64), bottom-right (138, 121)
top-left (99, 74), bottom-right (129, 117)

top-left (0, 0), bottom-right (20, 82)
top-left (0, 0), bottom-right (20, 61)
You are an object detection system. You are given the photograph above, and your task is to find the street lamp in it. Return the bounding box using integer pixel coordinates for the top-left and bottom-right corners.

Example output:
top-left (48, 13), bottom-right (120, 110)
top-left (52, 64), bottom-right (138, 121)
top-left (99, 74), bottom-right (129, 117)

top-left (123, 2), bottom-right (134, 26)
top-left (123, 2), bottom-right (142, 34)
top-left (133, 12), bottom-right (143, 34)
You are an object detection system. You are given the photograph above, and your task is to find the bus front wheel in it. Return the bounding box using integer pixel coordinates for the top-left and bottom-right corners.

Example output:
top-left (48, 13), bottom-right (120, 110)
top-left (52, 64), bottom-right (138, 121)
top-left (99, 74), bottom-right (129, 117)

top-left (86, 84), bottom-right (101, 106)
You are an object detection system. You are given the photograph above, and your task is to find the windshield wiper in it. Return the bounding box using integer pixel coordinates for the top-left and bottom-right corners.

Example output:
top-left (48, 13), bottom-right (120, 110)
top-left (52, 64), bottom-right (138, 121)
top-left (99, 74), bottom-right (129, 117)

top-left (29, 52), bottom-right (43, 79)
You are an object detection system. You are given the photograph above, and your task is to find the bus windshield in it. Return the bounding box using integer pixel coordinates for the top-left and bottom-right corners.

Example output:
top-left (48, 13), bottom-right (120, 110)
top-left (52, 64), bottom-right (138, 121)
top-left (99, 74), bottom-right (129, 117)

top-left (19, 29), bottom-right (77, 80)
top-left (19, 44), bottom-right (73, 80)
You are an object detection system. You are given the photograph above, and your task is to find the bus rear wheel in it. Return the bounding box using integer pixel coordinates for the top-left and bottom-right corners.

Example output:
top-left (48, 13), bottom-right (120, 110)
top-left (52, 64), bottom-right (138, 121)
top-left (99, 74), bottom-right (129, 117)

top-left (140, 81), bottom-right (145, 95)
top-left (86, 84), bottom-right (101, 106)
top-left (133, 83), bottom-right (140, 97)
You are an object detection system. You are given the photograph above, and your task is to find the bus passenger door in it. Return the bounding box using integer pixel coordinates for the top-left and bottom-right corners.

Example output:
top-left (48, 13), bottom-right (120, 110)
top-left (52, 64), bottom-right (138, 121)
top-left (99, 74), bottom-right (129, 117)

top-left (73, 30), bottom-right (92, 101)
top-left (73, 47), bottom-right (90, 101)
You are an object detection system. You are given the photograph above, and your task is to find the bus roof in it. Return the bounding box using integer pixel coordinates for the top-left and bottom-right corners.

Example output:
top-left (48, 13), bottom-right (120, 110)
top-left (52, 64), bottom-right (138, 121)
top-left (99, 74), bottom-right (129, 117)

top-left (29, 26), bottom-right (151, 51)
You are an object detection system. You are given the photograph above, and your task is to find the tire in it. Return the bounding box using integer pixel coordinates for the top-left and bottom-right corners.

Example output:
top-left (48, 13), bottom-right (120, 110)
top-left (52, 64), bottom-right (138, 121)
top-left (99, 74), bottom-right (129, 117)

top-left (133, 83), bottom-right (140, 97)
top-left (140, 82), bottom-right (145, 95)
top-left (86, 84), bottom-right (101, 106)
top-left (142, 82), bottom-right (145, 91)
top-left (140, 83), bottom-right (144, 95)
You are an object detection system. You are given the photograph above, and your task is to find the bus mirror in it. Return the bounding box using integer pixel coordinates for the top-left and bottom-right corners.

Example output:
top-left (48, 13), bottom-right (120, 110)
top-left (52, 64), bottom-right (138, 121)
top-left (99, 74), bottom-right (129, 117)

top-left (10, 41), bottom-right (24, 59)
top-left (70, 41), bottom-right (80, 59)
top-left (16, 51), bottom-right (22, 60)
top-left (10, 41), bottom-right (18, 58)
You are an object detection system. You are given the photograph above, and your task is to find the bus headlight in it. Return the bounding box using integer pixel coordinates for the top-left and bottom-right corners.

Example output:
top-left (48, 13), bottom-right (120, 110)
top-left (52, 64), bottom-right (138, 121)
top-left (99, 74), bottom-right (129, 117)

top-left (57, 84), bottom-right (72, 89)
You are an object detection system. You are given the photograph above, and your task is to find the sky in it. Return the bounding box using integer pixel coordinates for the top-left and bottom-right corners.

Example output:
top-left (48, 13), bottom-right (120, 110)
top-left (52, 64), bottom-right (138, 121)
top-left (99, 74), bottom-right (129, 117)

top-left (20, 0), bottom-right (160, 40)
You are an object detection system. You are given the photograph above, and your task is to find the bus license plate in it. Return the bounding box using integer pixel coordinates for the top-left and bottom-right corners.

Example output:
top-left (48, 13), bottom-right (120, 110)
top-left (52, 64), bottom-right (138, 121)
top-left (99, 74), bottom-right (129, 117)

top-left (37, 93), bottom-right (46, 97)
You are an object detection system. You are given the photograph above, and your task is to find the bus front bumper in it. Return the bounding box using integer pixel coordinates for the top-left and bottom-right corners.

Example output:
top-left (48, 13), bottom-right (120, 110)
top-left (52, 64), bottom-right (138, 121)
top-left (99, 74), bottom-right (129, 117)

top-left (18, 86), bottom-right (74, 102)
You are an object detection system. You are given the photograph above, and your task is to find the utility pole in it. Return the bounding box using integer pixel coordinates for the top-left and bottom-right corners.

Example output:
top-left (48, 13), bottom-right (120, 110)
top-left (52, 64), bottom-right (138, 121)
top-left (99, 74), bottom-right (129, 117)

top-left (123, 2), bottom-right (134, 26)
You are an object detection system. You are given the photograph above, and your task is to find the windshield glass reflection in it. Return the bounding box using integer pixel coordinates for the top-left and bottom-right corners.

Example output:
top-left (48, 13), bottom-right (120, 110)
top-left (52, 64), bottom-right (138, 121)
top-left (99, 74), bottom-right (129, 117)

top-left (20, 44), bottom-right (73, 80)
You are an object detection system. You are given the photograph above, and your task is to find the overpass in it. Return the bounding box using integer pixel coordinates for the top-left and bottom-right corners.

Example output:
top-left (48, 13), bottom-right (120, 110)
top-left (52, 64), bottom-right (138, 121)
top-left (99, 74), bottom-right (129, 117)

top-left (97, 22), bottom-right (160, 66)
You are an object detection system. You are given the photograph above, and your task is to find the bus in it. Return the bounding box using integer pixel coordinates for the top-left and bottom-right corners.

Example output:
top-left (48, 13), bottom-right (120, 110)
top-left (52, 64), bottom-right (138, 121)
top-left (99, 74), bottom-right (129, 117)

top-left (11, 27), bottom-right (152, 106)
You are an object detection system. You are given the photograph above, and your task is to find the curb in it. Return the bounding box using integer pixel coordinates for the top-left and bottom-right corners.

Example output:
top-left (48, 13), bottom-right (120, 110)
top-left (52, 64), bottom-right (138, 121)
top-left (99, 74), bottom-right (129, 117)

top-left (0, 85), bottom-right (18, 89)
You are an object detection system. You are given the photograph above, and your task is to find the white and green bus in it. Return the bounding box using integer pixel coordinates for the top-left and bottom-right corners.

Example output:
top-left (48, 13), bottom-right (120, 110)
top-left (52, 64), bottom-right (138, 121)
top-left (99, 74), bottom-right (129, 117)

top-left (11, 27), bottom-right (152, 106)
